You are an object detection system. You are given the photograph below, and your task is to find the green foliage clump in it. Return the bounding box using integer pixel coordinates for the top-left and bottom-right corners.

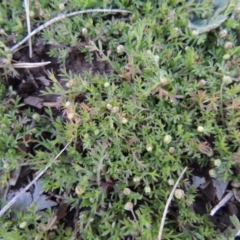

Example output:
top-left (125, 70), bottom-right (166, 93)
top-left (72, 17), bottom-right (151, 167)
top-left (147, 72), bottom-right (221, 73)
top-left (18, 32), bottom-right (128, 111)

top-left (1, 0), bottom-right (240, 239)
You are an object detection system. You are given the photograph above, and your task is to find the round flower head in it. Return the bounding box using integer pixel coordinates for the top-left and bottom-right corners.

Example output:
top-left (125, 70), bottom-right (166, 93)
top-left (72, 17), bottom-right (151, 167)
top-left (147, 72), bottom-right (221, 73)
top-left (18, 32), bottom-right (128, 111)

top-left (133, 176), bottom-right (140, 183)
top-left (19, 221), bottom-right (27, 229)
top-left (222, 76), bottom-right (232, 85)
top-left (164, 135), bottom-right (172, 144)
top-left (219, 29), bottom-right (228, 38)
top-left (144, 186), bottom-right (151, 193)
top-left (197, 126), bottom-right (204, 132)
top-left (209, 169), bottom-right (217, 178)
top-left (59, 3), bottom-right (65, 11)
top-left (123, 188), bottom-right (131, 195)
top-left (224, 41), bottom-right (233, 50)
top-left (82, 28), bottom-right (88, 35)
top-left (104, 82), bottom-right (110, 88)
top-left (124, 202), bottom-right (133, 211)
top-left (146, 144), bottom-right (153, 152)
top-left (174, 189), bottom-right (184, 199)
top-left (75, 185), bottom-right (85, 195)
top-left (168, 179), bottom-right (175, 186)
top-left (106, 103), bottom-right (112, 110)
top-left (32, 113), bottom-right (40, 122)
top-left (111, 106), bottom-right (120, 113)
top-left (121, 117), bottom-right (128, 124)
top-left (117, 45), bottom-right (125, 54)
top-left (214, 159), bottom-right (221, 167)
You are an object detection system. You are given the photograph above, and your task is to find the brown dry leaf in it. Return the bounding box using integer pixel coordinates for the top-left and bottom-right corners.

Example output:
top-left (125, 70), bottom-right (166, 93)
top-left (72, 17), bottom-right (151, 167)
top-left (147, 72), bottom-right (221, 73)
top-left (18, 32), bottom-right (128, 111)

top-left (118, 63), bottom-right (141, 81)
top-left (56, 201), bottom-right (69, 220)
top-left (190, 90), bottom-right (207, 110)
top-left (80, 102), bottom-right (91, 112)
top-left (118, 69), bottom-right (132, 81)
top-left (151, 82), bottom-right (183, 103)
top-left (226, 99), bottom-right (240, 110)
top-left (197, 142), bottom-right (213, 157)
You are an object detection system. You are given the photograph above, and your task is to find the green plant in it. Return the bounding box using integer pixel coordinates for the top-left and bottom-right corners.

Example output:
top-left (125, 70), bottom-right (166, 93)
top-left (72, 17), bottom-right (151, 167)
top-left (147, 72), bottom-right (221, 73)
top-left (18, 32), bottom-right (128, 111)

top-left (1, 0), bottom-right (240, 239)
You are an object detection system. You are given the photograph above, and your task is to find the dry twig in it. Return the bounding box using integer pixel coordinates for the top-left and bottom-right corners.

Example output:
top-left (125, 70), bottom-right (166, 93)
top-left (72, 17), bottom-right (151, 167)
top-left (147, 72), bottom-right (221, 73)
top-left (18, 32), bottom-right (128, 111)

top-left (210, 191), bottom-right (233, 216)
top-left (24, 0), bottom-right (32, 58)
top-left (12, 61), bottom-right (51, 68)
top-left (157, 166), bottom-right (188, 240)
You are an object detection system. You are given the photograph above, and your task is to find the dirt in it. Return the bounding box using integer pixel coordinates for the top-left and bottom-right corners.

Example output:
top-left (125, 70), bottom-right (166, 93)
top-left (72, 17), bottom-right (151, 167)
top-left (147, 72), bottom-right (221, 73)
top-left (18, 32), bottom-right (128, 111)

top-left (2, 40), bottom-right (240, 238)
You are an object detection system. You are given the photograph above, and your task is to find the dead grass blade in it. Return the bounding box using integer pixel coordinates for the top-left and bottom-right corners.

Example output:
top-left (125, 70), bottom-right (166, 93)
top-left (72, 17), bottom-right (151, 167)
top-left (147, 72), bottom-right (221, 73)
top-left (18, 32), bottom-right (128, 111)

top-left (157, 166), bottom-right (188, 240)
top-left (24, 0), bottom-right (32, 58)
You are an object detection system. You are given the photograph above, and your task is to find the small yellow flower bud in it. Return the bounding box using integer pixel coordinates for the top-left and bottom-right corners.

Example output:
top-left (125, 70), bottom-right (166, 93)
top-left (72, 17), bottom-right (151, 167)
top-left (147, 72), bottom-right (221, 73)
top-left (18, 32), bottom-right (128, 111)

top-left (82, 28), bottom-right (88, 35)
top-left (19, 221), bottom-right (27, 229)
top-left (123, 188), bottom-right (131, 195)
top-left (146, 144), bottom-right (153, 152)
top-left (160, 77), bottom-right (168, 84)
top-left (168, 147), bottom-right (175, 153)
top-left (59, 3), bottom-right (65, 11)
top-left (168, 179), bottom-right (175, 186)
top-left (0, 29), bottom-right (6, 35)
top-left (224, 42), bottom-right (233, 50)
top-left (174, 189), bottom-right (184, 199)
top-left (65, 101), bottom-right (71, 108)
top-left (121, 117), bottom-right (128, 124)
top-left (223, 54), bottom-right (231, 60)
top-left (222, 76), bottom-right (232, 85)
top-left (209, 169), bottom-right (217, 178)
top-left (164, 135), bottom-right (172, 144)
top-left (104, 82), bottom-right (110, 88)
top-left (198, 79), bottom-right (206, 86)
top-left (75, 185), bottom-right (85, 195)
top-left (133, 176), bottom-right (140, 183)
top-left (144, 186), bottom-right (151, 193)
top-left (106, 103), bottom-right (112, 110)
top-left (117, 45), bottom-right (124, 53)
top-left (124, 202), bottom-right (133, 211)
top-left (219, 29), bottom-right (228, 38)
top-left (197, 126), bottom-right (204, 132)
top-left (214, 159), bottom-right (222, 167)
top-left (67, 112), bottom-right (74, 120)
top-left (192, 30), bottom-right (199, 36)
top-left (111, 106), bottom-right (120, 113)
top-left (32, 113), bottom-right (40, 122)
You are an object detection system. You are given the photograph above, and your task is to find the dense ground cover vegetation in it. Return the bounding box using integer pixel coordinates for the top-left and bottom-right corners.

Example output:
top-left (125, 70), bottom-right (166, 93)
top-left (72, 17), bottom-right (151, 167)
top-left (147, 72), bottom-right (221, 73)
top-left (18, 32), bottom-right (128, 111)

top-left (1, 0), bottom-right (240, 239)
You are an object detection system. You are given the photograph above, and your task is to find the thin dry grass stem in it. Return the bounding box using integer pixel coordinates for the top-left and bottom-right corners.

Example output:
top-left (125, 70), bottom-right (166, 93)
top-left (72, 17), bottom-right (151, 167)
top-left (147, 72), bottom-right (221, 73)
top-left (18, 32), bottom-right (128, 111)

top-left (157, 166), bottom-right (188, 240)
top-left (210, 191), bottom-right (233, 216)
top-left (10, 9), bottom-right (132, 53)
top-left (0, 140), bottom-right (72, 218)
top-left (12, 61), bottom-right (51, 68)
top-left (0, 61), bottom-right (51, 69)
top-left (24, 0), bottom-right (32, 58)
